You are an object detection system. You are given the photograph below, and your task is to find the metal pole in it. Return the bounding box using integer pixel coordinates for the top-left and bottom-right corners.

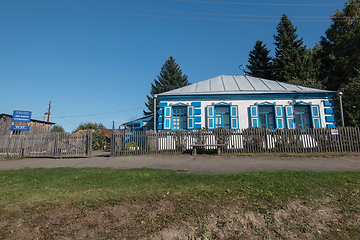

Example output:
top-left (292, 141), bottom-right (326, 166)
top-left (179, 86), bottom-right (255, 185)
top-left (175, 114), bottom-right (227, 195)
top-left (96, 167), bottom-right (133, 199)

top-left (338, 91), bottom-right (345, 127)
top-left (154, 95), bottom-right (157, 132)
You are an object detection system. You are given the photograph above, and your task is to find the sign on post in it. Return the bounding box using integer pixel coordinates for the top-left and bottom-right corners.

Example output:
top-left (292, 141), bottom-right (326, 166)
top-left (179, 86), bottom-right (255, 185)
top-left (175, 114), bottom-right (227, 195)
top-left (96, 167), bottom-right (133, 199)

top-left (11, 110), bottom-right (32, 132)
top-left (12, 110), bottom-right (32, 122)
top-left (10, 125), bottom-right (30, 131)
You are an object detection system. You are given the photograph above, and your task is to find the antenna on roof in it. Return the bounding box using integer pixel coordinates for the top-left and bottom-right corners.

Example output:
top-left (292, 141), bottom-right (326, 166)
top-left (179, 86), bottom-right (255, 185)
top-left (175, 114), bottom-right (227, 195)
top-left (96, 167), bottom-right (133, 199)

top-left (239, 64), bottom-right (246, 76)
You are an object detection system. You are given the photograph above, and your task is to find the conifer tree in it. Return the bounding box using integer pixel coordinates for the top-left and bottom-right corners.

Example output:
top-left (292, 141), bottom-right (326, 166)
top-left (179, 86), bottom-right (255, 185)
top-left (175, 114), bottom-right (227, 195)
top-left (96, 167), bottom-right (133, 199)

top-left (273, 14), bottom-right (316, 83)
top-left (318, 0), bottom-right (360, 91)
top-left (144, 56), bottom-right (190, 115)
top-left (246, 40), bottom-right (273, 79)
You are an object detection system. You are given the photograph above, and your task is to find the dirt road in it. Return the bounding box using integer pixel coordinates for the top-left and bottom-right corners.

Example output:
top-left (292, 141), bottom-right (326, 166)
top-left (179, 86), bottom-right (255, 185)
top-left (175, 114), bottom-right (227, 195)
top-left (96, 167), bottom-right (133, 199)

top-left (1, 151), bottom-right (360, 173)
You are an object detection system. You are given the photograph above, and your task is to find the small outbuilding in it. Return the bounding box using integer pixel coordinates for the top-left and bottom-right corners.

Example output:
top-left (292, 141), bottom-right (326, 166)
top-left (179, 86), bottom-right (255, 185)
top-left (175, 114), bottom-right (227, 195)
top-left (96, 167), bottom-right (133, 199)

top-left (156, 75), bottom-right (337, 131)
top-left (0, 113), bottom-right (55, 136)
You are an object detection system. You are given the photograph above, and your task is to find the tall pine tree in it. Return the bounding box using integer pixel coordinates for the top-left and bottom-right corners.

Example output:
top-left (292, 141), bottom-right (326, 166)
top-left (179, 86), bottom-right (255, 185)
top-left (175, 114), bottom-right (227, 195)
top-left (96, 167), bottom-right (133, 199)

top-left (246, 40), bottom-right (273, 79)
top-left (144, 56), bottom-right (190, 115)
top-left (318, 0), bottom-right (360, 91)
top-left (273, 14), bottom-right (316, 83)
top-left (317, 0), bottom-right (360, 127)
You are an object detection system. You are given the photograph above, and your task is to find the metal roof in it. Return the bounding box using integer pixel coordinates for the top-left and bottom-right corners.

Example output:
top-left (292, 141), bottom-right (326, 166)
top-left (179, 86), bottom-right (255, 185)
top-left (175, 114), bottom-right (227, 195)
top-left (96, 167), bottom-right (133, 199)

top-left (157, 75), bottom-right (335, 96)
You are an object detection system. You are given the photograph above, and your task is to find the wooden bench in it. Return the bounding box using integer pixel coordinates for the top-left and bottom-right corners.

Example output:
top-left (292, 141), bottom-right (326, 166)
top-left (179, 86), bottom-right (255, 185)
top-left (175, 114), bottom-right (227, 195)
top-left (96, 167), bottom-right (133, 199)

top-left (191, 144), bottom-right (227, 156)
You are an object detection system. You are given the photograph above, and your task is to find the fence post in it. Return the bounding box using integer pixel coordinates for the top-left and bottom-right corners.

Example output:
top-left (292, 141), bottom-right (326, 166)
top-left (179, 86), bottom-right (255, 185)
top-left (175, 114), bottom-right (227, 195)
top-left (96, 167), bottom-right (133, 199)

top-left (86, 130), bottom-right (92, 157)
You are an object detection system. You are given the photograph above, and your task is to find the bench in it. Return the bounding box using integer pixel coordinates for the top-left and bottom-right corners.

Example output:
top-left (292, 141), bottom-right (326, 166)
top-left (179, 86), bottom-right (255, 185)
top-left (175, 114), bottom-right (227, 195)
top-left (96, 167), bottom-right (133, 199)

top-left (191, 144), bottom-right (227, 156)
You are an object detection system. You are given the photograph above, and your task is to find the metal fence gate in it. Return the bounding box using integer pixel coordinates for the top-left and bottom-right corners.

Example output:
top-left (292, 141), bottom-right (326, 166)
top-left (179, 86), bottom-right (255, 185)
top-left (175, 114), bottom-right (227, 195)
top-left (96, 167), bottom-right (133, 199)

top-left (0, 131), bottom-right (92, 159)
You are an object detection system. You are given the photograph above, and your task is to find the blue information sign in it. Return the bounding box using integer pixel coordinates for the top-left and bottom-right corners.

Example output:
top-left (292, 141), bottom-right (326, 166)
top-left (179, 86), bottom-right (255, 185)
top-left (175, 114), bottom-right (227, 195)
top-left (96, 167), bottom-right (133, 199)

top-left (12, 110), bottom-right (32, 122)
top-left (10, 125), bottom-right (30, 131)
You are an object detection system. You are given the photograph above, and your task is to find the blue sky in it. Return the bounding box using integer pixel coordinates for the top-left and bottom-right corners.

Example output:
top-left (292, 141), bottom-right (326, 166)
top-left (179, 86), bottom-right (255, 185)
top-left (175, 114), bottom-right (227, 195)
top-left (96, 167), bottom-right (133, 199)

top-left (0, 0), bottom-right (347, 132)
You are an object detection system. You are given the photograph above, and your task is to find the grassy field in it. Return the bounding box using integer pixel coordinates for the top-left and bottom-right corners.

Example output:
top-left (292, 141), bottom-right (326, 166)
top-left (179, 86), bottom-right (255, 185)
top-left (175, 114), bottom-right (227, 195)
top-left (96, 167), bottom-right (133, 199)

top-left (0, 167), bottom-right (359, 239)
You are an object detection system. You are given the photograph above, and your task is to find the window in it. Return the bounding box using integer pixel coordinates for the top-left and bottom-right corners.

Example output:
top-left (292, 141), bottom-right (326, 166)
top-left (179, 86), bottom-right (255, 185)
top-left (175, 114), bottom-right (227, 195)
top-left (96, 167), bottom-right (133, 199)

top-left (294, 105), bottom-right (311, 129)
top-left (258, 105), bottom-right (275, 129)
top-left (172, 106), bottom-right (187, 130)
top-left (215, 105), bottom-right (230, 129)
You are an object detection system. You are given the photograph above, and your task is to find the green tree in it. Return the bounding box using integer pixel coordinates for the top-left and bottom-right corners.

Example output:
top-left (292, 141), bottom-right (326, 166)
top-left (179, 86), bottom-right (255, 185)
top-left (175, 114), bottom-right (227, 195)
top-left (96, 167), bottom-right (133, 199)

top-left (273, 14), bottom-right (316, 83)
top-left (144, 56), bottom-right (190, 115)
top-left (73, 122), bottom-right (105, 133)
top-left (318, 0), bottom-right (360, 91)
top-left (51, 124), bottom-right (65, 133)
top-left (246, 40), bottom-right (273, 79)
top-left (73, 122), bottom-right (107, 150)
top-left (339, 70), bottom-right (360, 127)
top-left (92, 130), bottom-right (107, 150)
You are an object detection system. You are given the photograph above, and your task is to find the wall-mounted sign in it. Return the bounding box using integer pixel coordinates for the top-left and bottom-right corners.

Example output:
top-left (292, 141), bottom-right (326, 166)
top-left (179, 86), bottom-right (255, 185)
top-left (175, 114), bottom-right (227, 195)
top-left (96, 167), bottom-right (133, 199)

top-left (12, 110), bottom-right (32, 122)
top-left (10, 125), bottom-right (30, 131)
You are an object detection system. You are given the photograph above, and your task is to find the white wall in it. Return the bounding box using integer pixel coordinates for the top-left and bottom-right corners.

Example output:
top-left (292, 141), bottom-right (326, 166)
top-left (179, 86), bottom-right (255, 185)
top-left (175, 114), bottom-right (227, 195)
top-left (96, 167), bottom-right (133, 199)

top-left (164, 97), bottom-right (332, 129)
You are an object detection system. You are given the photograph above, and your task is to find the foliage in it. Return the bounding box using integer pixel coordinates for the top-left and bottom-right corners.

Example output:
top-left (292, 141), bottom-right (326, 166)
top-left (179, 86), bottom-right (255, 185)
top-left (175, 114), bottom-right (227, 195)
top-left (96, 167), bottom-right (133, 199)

top-left (144, 56), bottom-right (190, 115)
top-left (50, 124), bottom-right (65, 133)
top-left (318, 0), bottom-right (360, 91)
top-left (92, 130), bottom-right (107, 150)
top-left (287, 76), bottom-right (324, 90)
top-left (246, 40), bottom-right (273, 79)
top-left (272, 14), bottom-right (316, 83)
top-left (73, 122), bottom-right (105, 133)
top-left (340, 71), bottom-right (360, 126)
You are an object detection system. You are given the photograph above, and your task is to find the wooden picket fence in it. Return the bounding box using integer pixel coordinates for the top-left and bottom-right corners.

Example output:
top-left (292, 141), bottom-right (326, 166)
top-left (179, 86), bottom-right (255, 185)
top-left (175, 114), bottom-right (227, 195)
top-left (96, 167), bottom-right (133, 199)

top-left (111, 127), bottom-right (360, 156)
top-left (0, 131), bottom-right (92, 159)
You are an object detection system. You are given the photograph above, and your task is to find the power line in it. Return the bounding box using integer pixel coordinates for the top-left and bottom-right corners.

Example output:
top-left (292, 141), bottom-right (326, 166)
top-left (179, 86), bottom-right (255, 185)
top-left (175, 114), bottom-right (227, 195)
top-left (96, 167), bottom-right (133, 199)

top-left (0, 1), bottom-right (350, 22)
top-left (172, 0), bottom-right (345, 7)
top-left (38, 0), bottom-right (331, 19)
top-left (33, 107), bottom-right (145, 119)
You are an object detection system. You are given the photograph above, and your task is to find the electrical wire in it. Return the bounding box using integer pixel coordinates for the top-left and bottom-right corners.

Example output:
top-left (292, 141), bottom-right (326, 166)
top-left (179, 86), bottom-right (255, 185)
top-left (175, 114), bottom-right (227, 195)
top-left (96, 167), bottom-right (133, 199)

top-left (38, 0), bottom-right (331, 19)
top-left (172, 0), bottom-right (346, 7)
top-left (0, 1), bottom-right (351, 22)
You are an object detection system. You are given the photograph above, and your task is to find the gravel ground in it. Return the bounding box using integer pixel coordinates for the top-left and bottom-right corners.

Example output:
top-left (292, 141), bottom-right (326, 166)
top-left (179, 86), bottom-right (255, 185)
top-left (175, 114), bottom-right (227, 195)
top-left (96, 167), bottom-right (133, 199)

top-left (1, 151), bottom-right (360, 174)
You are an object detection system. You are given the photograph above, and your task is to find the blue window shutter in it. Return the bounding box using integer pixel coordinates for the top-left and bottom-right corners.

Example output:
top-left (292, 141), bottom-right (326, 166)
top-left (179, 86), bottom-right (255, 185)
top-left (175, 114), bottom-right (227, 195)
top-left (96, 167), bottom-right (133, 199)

top-left (250, 105), bottom-right (259, 128)
top-left (324, 100), bottom-right (335, 107)
top-left (207, 105), bottom-right (215, 129)
top-left (187, 105), bottom-right (195, 129)
top-left (164, 106), bottom-right (172, 130)
top-left (275, 105), bottom-right (284, 129)
top-left (159, 102), bottom-right (168, 108)
top-left (230, 105), bottom-right (239, 129)
top-left (311, 105), bottom-right (321, 128)
top-left (285, 105), bottom-right (295, 129)
top-left (324, 108), bottom-right (336, 114)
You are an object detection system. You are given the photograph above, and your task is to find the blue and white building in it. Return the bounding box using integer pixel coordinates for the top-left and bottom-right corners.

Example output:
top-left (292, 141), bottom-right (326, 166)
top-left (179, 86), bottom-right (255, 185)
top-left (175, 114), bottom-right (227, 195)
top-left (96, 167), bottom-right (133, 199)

top-left (156, 75), bottom-right (338, 131)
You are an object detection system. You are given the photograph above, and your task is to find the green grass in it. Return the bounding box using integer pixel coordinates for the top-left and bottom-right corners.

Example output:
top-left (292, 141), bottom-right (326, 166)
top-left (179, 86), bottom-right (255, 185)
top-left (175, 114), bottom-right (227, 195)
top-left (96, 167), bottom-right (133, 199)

top-left (0, 168), bottom-right (359, 239)
top-left (0, 168), bottom-right (359, 209)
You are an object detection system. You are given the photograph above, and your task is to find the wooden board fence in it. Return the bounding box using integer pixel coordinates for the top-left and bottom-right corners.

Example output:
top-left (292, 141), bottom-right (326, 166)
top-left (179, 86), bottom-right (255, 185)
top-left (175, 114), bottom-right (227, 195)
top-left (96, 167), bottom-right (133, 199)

top-left (0, 131), bottom-right (92, 159)
top-left (111, 127), bottom-right (360, 156)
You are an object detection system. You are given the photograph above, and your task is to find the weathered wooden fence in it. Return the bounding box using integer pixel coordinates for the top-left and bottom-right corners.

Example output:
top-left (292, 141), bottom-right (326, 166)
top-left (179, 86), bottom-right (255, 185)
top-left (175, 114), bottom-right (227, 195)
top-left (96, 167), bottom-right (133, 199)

top-left (0, 131), bottom-right (92, 159)
top-left (111, 127), bottom-right (360, 156)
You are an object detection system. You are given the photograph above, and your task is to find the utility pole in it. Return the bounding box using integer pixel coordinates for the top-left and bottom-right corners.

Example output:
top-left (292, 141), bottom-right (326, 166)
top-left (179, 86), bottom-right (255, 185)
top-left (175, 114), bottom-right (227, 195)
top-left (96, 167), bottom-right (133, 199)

top-left (47, 101), bottom-right (51, 122)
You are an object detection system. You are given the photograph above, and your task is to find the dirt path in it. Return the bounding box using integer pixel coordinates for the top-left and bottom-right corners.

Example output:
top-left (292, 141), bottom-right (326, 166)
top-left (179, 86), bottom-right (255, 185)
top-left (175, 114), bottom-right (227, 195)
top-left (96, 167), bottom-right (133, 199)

top-left (1, 152), bottom-right (360, 173)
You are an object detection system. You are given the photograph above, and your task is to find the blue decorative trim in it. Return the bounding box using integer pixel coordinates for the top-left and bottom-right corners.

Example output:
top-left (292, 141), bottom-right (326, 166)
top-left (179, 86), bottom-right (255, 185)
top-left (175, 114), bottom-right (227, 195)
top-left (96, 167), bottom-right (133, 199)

top-left (324, 108), bottom-right (336, 114)
top-left (159, 102), bottom-right (168, 108)
top-left (324, 100), bottom-right (335, 107)
top-left (158, 116), bottom-right (163, 123)
top-left (325, 116), bottom-right (337, 122)
top-left (191, 102), bottom-right (201, 107)
top-left (158, 93), bottom-right (336, 102)
top-left (194, 116), bottom-right (201, 122)
top-left (194, 109), bottom-right (201, 115)
top-left (158, 123), bottom-right (163, 130)
top-left (158, 109), bottom-right (164, 115)
top-left (194, 124), bottom-right (202, 129)
top-left (326, 124), bottom-right (337, 128)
